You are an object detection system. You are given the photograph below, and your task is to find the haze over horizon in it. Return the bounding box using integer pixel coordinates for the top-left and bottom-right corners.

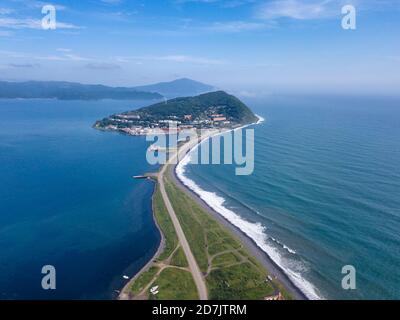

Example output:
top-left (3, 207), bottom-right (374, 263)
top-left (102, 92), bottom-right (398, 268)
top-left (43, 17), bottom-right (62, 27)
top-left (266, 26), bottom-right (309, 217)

top-left (0, 0), bottom-right (399, 96)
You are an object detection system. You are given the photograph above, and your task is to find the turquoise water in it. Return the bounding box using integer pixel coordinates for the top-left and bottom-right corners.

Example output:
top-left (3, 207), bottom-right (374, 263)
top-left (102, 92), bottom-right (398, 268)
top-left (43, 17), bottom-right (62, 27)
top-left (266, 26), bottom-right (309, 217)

top-left (0, 99), bottom-right (160, 299)
top-left (182, 95), bottom-right (400, 299)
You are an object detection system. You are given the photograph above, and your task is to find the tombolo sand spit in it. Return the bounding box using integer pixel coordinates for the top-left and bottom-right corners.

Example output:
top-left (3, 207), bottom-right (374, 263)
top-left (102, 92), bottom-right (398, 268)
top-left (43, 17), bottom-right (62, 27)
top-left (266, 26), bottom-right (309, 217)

top-left (172, 121), bottom-right (308, 300)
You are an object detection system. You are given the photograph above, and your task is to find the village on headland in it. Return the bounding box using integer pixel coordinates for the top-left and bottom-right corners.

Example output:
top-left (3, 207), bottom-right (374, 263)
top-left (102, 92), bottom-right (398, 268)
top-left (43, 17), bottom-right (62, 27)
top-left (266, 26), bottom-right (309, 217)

top-left (97, 112), bottom-right (231, 136)
top-left (93, 91), bottom-right (259, 135)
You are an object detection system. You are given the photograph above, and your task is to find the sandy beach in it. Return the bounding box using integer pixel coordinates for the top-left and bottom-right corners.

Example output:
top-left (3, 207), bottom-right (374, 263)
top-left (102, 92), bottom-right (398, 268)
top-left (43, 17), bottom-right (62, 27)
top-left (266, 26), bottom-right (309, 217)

top-left (169, 157), bottom-right (307, 300)
top-left (119, 124), bottom-right (307, 300)
top-left (170, 122), bottom-right (308, 300)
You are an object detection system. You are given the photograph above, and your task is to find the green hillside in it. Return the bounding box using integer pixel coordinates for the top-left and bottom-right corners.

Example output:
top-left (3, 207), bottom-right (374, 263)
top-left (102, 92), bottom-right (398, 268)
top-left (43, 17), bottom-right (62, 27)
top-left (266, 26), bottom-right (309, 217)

top-left (95, 91), bottom-right (258, 130)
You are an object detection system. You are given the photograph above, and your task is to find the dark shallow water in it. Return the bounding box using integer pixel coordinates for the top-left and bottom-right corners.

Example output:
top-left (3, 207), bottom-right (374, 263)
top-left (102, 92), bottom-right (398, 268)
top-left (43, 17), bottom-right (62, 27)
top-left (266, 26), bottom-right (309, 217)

top-left (182, 95), bottom-right (400, 299)
top-left (0, 99), bottom-right (160, 299)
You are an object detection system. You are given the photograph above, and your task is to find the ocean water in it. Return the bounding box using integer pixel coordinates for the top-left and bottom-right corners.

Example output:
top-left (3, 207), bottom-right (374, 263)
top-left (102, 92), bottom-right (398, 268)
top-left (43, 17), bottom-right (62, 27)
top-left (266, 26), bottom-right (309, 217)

top-left (179, 95), bottom-right (400, 300)
top-left (0, 99), bottom-right (160, 299)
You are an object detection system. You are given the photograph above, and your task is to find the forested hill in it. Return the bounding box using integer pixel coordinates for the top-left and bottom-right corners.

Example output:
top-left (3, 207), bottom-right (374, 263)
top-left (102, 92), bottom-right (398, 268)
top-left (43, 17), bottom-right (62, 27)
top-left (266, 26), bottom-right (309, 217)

top-left (0, 81), bottom-right (162, 100)
top-left (95, 91), bottom-right (258, 131)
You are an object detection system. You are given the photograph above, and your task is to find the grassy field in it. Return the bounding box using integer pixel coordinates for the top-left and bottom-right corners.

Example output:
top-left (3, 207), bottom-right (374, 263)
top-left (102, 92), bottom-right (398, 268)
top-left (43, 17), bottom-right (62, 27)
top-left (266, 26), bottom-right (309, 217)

top-left (151, 268), bottom-right (198, 300)
top-left (207, 263), bottom-right (274, 299)
top-left (163, 177), bottom-right (211, 272)
top-left (126, 166), bottom-right (292, 300)
top-left (153, 184), bottom-right (178, 261)
top-left (170, 247), bottom-right (189, 268)
top-left (128, 184), bottom-right (197, 299)
top-left (130, 266), bottom-right (160, 295)
top-left (164, 171), bottom-right (290, 300)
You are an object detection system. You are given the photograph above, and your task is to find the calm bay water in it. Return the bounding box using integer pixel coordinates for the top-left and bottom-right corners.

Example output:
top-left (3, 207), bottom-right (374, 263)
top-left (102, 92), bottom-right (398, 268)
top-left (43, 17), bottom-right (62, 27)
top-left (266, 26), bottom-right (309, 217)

top-left (0, 99), bottom-right (160, 299)
top-left (182, 95), bottom-right (400, 299)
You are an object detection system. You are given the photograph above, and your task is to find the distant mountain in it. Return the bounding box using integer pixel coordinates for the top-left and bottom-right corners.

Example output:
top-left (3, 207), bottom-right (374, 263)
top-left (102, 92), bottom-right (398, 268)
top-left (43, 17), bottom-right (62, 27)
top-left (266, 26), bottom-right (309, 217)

top-left (0, 78), bottom-right (214, 100)
top-left (0, 81), bottom-right (162, 100)
top-left (94, 91), bottom-right (258, 131)
top-left (134, 78), bottom-right (215, 98)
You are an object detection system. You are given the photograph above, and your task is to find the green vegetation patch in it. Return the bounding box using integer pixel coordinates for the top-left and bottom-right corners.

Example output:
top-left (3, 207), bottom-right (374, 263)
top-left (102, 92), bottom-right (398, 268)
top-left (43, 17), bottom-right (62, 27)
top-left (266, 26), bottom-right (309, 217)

top-left (95, 91), bottom-right (258, 131)
top-left (164, 178), bottom-right (209, 272)
top-left (212, 252), bottom-right (241, 267)
top-left (130, 266), bottom-right (159, 295)
top-left (207, 262), bottom-right (275, 300)
top-left (131, 91), bottom-right (258, 124)
top-left (170, 247), bottom-right (189, 268)
top-left (153, 185), bottom-right (178, 261)
top-left (208, 242), bottom-right (232, 256)
top-left (151, 268), bottom-right (198, 300)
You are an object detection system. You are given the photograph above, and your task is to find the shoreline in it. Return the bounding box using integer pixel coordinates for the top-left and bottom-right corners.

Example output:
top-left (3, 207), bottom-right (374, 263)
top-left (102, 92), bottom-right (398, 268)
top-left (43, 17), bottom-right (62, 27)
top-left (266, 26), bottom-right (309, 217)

top-left (118, 118), bottom-right (307, 300)
top-left (170, 167), bottom-right (307, 300)
top-left (170, 120), bottom-right (308, 300)
top-left (118, 179), bottom-right (165, 300)
top-left (116, 130), bottom-right (218, 299)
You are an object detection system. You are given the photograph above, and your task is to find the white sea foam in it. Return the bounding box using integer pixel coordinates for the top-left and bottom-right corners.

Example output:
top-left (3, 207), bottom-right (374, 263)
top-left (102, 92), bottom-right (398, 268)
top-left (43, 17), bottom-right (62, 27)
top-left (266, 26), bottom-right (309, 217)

top-left (256, 114), bottom-right (265, 124)
top-left (270, 236), bottom-right (297, 254)
top-left (176, 123), bottom-right (323, 300)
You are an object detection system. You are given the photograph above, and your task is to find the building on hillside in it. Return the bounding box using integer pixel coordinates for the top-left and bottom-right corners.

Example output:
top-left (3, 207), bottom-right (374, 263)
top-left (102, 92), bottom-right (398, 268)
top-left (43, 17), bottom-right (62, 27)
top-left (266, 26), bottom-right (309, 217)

top-left (213, 117), bottom-right (227, 122)
top-left (161, 127), bottom-right (180, 134)
top-left (159, 120), bottom-right (181, 125)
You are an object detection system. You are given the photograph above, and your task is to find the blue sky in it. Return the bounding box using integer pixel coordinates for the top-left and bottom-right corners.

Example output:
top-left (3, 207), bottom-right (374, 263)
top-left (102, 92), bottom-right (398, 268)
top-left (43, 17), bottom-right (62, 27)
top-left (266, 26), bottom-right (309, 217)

top-left (0, 0), bottom-right (399, 95)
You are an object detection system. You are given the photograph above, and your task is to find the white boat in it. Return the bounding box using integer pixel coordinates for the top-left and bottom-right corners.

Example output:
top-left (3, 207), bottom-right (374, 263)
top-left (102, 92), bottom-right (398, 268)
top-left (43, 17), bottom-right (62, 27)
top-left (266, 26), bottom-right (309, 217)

top-left (150, 285), bottom-right (159, 293)
top-left (123, 275), bottom-right (129, 280)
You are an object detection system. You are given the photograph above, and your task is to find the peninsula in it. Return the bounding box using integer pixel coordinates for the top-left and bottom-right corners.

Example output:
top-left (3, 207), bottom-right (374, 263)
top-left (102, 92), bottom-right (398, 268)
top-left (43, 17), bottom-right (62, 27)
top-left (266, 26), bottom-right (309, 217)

top-left (94, 90), bottom-right (258, 135)
top-left (95, 91), bottom-right (304, 300)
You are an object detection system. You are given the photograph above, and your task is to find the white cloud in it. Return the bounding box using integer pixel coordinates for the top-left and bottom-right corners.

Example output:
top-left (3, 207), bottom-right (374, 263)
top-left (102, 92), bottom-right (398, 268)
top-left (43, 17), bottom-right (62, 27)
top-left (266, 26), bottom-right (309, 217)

top-left (56, 48), bottom-right (72, 53)
top-left (55, 22), bottom-right (82, 29)
top-left (257, 0), bottom-right (337, 20)
top-left (62, 54), bottom-right (90, 61)
top-left (85, 62), bottom-right (121, 70)
top-left (175, 0), bottom-right (255, 7)
top-left (0, 17), bottom-right (81, 30)
top-left (29, 1), bottom-right (67, 11)
top-left (158, 55), bottom-right (225, 65)
top-left (0, 49), bottom-right (93, 62)
top-left (36, 55), bottom-right (68, 61)
top-left (203, 20), bottom-right (270, 32)
top-left (0, 49), bottom-right (28, 58)
top-left (8, 63), bottom-right (40, 68)
top-left (35, 53), bottom-right (92, 62)
top-left (101, 0), bottom-right (123, 4)
top-left (256, 0), bottom-right (400, 21)
top-left (115, 54), bottom-right (226, 65)
top-left (175, 0), bottom-right (220, 4)
top-left (0, 8), bottom-right (14, 15)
